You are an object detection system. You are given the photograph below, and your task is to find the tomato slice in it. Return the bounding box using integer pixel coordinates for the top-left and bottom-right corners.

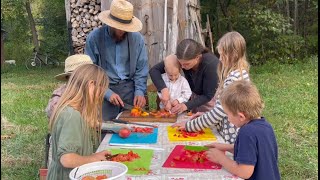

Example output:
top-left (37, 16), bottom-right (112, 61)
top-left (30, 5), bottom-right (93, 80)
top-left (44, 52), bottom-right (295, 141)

top-left (111, 150), bottom-right (140, 162)
top-left (172, 149), bottom-right (208, 164)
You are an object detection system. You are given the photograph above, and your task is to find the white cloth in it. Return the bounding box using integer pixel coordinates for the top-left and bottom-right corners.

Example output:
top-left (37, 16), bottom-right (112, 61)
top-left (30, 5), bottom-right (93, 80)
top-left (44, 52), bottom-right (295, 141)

top-left (157, 73), bottom-right (192, 109)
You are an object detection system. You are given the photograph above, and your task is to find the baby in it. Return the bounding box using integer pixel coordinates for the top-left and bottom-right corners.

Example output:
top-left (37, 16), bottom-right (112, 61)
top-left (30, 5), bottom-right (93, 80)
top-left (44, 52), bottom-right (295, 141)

top-left (157, 55), bottom-right (192, 111)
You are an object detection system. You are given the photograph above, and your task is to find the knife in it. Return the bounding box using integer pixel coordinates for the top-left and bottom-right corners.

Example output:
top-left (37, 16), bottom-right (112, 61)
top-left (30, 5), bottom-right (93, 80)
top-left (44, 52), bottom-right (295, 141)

top-left (123, 102), bottom-right (147, 112)
top-left (110, 118), bottom-right (157, 128)
top-left (105, 153), bottom-right (120, 160)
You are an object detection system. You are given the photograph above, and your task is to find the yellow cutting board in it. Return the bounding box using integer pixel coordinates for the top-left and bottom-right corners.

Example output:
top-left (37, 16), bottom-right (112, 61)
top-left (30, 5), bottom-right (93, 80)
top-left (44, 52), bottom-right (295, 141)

top-left (167, 126), bottom-right (217, 142)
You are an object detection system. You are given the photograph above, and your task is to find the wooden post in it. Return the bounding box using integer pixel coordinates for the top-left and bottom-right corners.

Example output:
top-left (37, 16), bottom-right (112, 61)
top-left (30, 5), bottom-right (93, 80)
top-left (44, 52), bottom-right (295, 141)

top-left (206, 14), bottom-right (214, 52)
top-left (65, 0), bottom-right (74, 55)
top-left (169, 0), bottom-right (178, 55)
top-left (162, 0), bottom-right (168, 59)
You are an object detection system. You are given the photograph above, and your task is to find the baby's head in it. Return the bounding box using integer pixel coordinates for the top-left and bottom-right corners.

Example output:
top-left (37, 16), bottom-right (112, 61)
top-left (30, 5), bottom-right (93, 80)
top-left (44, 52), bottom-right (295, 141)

top-left (164, 55), bottom-right (181, 82)
top-left (220, 80), bottom-right (264, 128)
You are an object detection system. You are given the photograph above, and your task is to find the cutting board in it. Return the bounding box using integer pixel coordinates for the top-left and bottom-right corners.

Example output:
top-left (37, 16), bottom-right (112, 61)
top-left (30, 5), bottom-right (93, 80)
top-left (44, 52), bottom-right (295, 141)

top-left (108, 148), bottom-right (154, 175)
top-left (162, 145), bottom-right (222, 169)
top-left (167, 126), bottom-right (217, 142)
top-left (109, 128), bottom-right (158, 144)
top-left (118, 110), bottom-right (177, 123)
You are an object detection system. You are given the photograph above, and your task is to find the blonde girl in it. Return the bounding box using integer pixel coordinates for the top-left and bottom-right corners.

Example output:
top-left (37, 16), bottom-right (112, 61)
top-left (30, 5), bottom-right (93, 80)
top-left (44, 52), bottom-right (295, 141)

top-left (47, 64), bottom-right (110, 179)
top-left (172, 31), bottom-right (250, 144)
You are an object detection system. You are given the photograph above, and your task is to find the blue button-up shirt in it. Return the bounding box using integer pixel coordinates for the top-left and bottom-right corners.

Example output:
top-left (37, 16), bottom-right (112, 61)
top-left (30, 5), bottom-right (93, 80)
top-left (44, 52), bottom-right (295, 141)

top-left (85, 25), bottom-right (148, 101)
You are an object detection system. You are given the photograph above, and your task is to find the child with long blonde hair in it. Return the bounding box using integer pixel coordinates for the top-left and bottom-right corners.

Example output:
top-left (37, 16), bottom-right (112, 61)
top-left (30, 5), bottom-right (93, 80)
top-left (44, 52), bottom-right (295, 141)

top-left (172, 31), bottom-right (250, 144)
top-left (47, 64), bottom-right (111, 179)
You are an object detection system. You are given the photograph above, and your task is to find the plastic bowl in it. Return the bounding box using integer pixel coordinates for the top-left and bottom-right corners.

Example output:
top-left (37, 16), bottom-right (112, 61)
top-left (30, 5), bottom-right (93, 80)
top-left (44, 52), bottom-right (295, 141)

top-left (69, 161), bottom-right (128, 180)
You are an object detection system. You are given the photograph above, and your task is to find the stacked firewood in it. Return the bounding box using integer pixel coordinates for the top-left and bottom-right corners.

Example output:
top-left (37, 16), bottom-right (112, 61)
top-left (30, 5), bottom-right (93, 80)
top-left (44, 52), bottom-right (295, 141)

top-left (69, 0), bottom-right (103, 54)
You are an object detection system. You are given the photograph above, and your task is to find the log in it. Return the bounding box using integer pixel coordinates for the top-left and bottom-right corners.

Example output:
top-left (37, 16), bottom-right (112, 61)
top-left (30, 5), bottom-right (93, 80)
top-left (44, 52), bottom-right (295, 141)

top-left (67, 0), bottom-right (102, 54)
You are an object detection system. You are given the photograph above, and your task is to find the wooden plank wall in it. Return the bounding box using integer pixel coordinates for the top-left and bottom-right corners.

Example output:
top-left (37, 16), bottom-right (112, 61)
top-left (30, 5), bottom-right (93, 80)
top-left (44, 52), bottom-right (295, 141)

top-left (100, 0), bottom-right (203, 68)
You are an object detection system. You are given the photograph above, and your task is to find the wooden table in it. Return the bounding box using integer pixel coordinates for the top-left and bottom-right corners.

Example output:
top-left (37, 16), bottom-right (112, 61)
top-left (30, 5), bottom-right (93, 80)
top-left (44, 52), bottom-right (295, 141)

top-left (97, 112), bottom-right (242, 180)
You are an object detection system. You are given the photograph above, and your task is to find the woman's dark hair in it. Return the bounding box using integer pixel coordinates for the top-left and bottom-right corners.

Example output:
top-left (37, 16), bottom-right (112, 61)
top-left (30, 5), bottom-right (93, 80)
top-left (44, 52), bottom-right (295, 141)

top-left (175, 39), bottom-right (209, 60)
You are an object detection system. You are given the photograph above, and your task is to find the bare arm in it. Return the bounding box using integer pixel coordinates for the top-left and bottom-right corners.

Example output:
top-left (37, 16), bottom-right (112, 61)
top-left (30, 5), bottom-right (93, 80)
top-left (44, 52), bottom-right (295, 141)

top-left (60, 150), bottom-right (110, 168)
top-left (206, 148), bottom-right (254, 179)
top-left (205, 143), bottom-right (234, 154)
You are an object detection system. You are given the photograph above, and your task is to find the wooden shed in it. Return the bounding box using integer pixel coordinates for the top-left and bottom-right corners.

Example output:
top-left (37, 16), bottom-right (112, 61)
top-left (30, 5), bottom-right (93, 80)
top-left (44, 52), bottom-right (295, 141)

top-left (65, 0), bottom-right (213, 68)
top-left (1, 27), bottom-right (6, 68)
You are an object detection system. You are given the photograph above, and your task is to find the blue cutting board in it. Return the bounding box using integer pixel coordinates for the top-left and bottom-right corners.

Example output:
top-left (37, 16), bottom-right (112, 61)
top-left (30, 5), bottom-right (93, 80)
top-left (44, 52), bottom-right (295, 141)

top-left (109, 128), bottom-right (158, 144)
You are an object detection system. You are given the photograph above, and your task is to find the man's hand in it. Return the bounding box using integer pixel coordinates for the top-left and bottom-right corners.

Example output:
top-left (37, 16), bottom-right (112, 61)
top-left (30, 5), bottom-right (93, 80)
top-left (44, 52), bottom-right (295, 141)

top-left (109, 93), bottom-right (124, 107)
top-left (134, 95), bottom-right (146, 108)
top-left (171, 103), bottom-right (188, 114)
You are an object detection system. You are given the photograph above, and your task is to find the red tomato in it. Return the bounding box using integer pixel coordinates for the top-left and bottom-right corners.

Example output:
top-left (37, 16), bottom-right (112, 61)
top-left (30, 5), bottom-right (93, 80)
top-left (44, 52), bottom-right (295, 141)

top-left (111, 150), bottom-right (140, 162)
top-left (96, 175), bottom-right (108, 180)
top-left (82, 176), bottom-right (95, 180)
top-left (118, 127), bottom-right (131, 138)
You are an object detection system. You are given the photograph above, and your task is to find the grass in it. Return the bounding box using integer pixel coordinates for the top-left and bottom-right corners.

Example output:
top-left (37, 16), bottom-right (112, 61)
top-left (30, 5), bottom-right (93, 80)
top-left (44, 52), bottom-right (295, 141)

top-left (1, 59), bottom-right (318, 179)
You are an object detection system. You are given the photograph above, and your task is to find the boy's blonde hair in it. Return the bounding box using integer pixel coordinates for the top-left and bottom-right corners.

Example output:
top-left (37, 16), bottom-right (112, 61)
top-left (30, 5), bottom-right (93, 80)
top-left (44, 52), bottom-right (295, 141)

top-left (216, 31), bottom-right (250, 95)
top-left (49, 64), bottom-right (109, 144)
top-left (220, 80), bottom-right (264, 120)
top-left (164, 54), bottom-right (181, 73)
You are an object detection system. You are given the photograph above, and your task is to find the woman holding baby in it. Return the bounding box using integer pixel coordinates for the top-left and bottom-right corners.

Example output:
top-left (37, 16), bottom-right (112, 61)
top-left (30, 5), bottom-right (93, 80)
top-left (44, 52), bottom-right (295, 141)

top-left (149, 39), bottom-right (219, 115)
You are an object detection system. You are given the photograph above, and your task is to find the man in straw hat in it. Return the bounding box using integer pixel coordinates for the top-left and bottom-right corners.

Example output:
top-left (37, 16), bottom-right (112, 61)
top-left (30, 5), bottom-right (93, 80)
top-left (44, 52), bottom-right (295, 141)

top-left (85, 0), bottom-right (148, 121)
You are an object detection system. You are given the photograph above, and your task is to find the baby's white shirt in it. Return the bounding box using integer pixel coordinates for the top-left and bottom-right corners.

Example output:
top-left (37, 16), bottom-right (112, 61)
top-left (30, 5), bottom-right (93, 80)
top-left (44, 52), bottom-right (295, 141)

top-left (157, 73), bottom-right (192, 108)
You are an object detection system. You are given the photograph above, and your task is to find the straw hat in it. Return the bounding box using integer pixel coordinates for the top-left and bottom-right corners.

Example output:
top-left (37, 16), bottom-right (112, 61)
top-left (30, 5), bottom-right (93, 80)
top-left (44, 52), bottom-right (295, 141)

top-left (55, 54), bottom-right (93, 81)
top-left (98, 0), bottom-right (142, 32)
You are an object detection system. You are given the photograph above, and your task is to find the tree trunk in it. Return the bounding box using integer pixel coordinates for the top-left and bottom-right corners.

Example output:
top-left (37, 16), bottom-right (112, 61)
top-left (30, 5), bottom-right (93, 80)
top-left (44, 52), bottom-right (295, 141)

top-left (216, 0), bottom-right (221, 37)
top-left (302, 0), bottom-right (308, 38)
top-left (294, 0), bottom-right (298, 35)
top-left (285, 0), bottom-right (290, 21)
top-left (218, 0), bottom-right (232, 31)
top-left (25, 0), bottom-right (39, 51)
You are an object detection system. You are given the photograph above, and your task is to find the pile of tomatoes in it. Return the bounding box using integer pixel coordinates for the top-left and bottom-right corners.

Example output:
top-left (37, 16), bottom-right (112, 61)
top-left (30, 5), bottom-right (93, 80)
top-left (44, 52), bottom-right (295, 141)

top-left (110, 150), bottom-right (140, 162)
top-left (82, 175), bottom-right (108, 180)
top-left (149, 109), bottom-right (176, 118)
top-left (130, 107), bottom-right (177, 118)
top-left (131, 126), bottom-right (154, 133)
top-left (130, 106), bottom-right (149, 117)
top-left (173, 128), bottom-right (205, 138)
top-left (172, 149), bottom-right (208, 164)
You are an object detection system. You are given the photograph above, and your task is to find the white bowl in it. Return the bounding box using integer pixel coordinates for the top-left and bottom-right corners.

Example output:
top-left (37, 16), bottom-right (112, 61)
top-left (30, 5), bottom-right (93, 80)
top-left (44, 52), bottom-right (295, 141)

top-left (69, 161), bottom-right (128, 180)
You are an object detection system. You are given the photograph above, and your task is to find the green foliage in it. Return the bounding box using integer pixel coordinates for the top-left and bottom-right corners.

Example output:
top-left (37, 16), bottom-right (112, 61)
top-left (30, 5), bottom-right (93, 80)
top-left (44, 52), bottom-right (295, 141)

top-left (1, 0), bottom-right (33, 64)
top-left (36, 0), bottom-right (68, 61)
top-left (235, 9), bottom-right (300, 65)
top-left (200, 0), bottom-right (318, 65)
top-left (1, 0), bottom-right (68, 64)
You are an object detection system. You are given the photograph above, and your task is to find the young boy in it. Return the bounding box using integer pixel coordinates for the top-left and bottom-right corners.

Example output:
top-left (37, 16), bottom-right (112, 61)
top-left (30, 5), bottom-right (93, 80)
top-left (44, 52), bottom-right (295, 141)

top-left (157, 54), bottom-right (192, 111)
top-left (205, 80), bottom-right (280, 180)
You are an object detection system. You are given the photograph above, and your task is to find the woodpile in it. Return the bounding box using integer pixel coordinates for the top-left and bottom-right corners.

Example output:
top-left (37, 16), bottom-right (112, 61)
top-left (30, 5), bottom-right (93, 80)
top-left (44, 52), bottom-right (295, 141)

top-left (69, 0), bottom-right (103, 54)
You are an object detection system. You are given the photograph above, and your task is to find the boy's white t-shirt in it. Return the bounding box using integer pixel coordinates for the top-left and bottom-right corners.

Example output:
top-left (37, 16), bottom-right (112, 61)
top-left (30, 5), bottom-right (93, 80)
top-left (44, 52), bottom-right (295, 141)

top-left (157, 73), bottom-right (192, 108)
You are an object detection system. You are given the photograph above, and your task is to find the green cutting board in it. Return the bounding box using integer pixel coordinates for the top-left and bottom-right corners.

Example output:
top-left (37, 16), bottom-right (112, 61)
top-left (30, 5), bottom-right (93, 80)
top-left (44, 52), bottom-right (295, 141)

top-left (184, 145), bottom-right (209, 151)
top-left (108, 149), bottom-right (154, 175)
